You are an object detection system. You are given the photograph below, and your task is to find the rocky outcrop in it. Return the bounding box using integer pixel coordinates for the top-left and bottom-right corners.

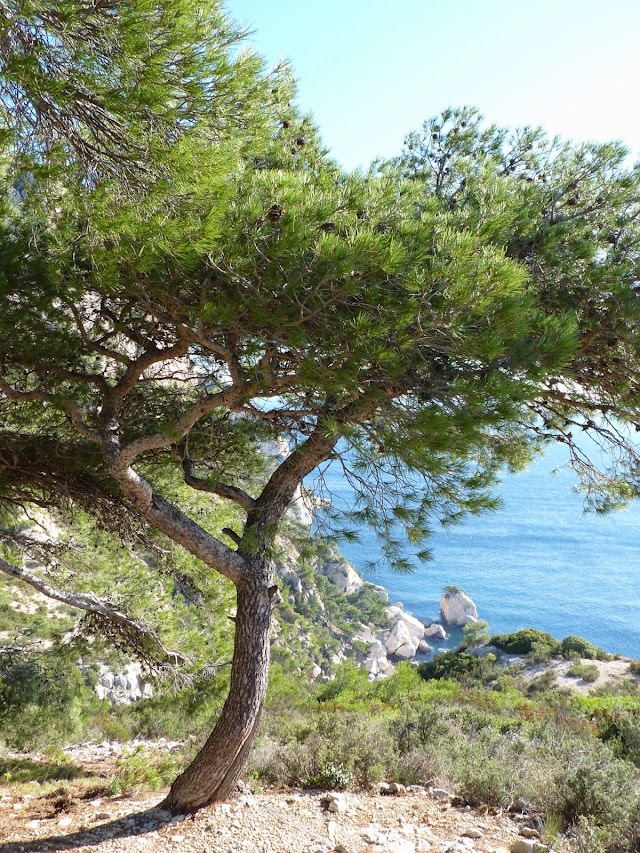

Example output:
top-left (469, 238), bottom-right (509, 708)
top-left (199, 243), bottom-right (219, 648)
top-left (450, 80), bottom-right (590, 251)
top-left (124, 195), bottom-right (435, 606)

top-left (424, 621), bottom-right (448, 640)
top-left (440, 587), bottom-right (478, 626)
top-left (316, 556), bottom-right (364, 594)
top-left (77, 661), bottom-right (154, 705)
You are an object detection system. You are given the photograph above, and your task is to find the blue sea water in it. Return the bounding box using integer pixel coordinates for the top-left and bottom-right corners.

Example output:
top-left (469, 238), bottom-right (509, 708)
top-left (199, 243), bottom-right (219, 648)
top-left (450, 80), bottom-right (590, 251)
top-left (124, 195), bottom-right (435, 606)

top-left (312, 441), bottom-right (640, 658)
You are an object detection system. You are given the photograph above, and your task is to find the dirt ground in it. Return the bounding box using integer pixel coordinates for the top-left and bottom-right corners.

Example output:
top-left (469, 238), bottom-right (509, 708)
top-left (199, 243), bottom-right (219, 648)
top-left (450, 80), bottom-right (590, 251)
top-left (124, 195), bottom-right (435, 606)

top-left (0, 762), bottom-right (546, 853)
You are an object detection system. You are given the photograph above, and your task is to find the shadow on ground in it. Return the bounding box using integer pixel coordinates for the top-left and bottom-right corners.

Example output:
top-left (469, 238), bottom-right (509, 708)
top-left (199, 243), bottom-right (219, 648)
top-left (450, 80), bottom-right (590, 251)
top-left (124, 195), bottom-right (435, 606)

top-left (0, 803), bottom-right (178, 852)
top-left (0, 758), bottom-right (95, 785)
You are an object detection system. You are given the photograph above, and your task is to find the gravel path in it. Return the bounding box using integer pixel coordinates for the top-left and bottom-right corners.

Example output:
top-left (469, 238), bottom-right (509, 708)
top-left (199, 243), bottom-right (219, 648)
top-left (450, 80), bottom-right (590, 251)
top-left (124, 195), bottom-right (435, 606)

top-left (0, 785), bottom-right (542, 853)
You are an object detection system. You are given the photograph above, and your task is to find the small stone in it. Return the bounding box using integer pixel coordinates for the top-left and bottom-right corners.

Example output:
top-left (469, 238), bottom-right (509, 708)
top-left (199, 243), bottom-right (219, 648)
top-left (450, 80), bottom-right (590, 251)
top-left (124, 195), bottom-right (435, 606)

top-left (388, 782), bottom-right (406, 795)
top-left (378, 781), bottom-right (391, 794)
top-left (57, 816), bottom-right (72, 827)
top-left (510, 842), bottom-right (534, 853)
top-left (520, 828), bottom-right (541, 839)
top-left (333, 846), bottom-right (351, 853)
top-left (429, 787), bottom-right (452, 801)
top-left (463, 828), bottom-right (484, 839)
top-left (321, 792), bottom-right (347, 814)
top-left (362, 827), bottom-right (382, 844)
top-left (170, 813), bottom-right (187, 823)
top-left (169, 834), bottom-right (185, 843)
top-left (327, 819), bottom-right (337, 841)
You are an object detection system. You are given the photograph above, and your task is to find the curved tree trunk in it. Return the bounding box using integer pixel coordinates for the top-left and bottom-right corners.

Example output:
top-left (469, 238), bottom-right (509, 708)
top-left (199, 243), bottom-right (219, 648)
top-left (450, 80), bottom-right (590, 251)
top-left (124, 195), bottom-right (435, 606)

top-left (161, 559), bottom-right (275, 812)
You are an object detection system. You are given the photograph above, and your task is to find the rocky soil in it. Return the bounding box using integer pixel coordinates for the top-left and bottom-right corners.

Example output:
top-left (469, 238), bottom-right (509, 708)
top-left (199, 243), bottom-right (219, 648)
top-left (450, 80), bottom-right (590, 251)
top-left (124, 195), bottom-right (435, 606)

top-left (0, 780), bottom-right (558, 853)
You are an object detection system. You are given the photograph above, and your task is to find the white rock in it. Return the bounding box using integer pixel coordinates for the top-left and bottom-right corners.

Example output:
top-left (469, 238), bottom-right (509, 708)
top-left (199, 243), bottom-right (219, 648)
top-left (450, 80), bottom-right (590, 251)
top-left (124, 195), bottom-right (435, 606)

top-left (306, 664), bottom-right (322, 681)
top-left (428, 787), bottom-right (452, 800)
top-left (321, 792), bottom-right (347, 814)
top-left (362, 827), bottom-right (383, 844)
top-left (417, 640), bottom-right (432, 654)
top-left (393, 610), bottom-right (426, 640)
top-left (439, 588), bottom-right (478, 627)
top-left (353, 624), bottom-right (376, 644)
top-left (370, 584), bottom-right (389, 602)
top-left (463, 828), bottom-right (484, 839)
top-left (466, 644), bottom-right (500, 658)
top-left (317, 559), bottom-right (364, 594)
top-left (394, 637), bottom-right (420, 659)
top-left (386, 621), bottom-right (416, 655)
top-left (509, 842), bottom-right (535, 853)
top-left (424, 623), bottom-right (448, 640)
top-left (519, 828), bottom-right (541, 839)
top-left (378, 657), bottom-right (396, 674)
top-left (365, 656), bottom-right (380, 675)
top-left (369, 640), bottom-right (388, 659)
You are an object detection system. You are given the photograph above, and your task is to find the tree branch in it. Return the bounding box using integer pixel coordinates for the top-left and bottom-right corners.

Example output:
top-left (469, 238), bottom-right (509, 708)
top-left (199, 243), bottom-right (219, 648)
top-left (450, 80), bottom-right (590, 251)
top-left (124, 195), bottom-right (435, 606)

top-left (0, 555), bottom-right (187, 666)
top-left (105, 455), bottom-right (248, 585)
top-left (0, 375), bottom-right (100, 442)
top-left (172, 440), bottom-right (257, 512)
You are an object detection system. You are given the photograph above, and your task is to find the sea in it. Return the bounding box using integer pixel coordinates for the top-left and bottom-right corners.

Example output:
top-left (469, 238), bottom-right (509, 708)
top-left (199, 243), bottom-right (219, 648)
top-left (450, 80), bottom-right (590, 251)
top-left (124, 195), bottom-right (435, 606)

top-left (312, 440), bottom-right (640, 659)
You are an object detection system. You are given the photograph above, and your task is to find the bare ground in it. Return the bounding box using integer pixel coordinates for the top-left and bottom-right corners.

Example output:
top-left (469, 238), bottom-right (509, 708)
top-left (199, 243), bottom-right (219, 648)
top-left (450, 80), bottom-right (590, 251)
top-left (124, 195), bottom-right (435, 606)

top-left (0, 774), bottom-right (542, 853)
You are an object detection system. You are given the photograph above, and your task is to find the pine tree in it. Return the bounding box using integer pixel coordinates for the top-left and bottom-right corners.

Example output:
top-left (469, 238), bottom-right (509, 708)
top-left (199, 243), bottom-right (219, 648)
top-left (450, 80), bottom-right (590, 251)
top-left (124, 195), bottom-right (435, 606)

top-left (1, 8), bottom-right (640, 812)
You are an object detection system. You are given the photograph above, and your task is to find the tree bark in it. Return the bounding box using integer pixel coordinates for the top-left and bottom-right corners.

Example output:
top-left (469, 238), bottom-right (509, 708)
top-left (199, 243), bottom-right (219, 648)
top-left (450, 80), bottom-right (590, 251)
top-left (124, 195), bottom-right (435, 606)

top-left (161, 557), bottom-right (275, 812)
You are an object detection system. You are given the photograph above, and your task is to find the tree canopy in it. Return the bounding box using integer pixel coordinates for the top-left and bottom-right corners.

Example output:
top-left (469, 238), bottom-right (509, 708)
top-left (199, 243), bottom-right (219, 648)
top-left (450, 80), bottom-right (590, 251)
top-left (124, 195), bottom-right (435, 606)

top-left (1, 1), bottom-right (640, 812)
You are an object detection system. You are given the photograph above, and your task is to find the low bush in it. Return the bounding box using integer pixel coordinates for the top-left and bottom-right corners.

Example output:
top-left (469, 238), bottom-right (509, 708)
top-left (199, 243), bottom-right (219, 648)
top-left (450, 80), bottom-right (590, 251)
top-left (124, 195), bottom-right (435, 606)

top-left (568, 663), bottom-right (600, 683)
top-left (562, 635), bottom-right (612, 661)
top-left (107, 746), bottom-right (180, 795)
top-left (490, 628), bottom-right (561, 657)
top-left (0, 648), bottom-right (101, 749)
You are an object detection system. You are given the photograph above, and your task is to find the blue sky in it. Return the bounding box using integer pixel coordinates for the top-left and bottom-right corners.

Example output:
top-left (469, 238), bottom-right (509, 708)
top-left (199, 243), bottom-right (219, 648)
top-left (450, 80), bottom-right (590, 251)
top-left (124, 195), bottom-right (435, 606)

top-left (227, 0), bottom-right (640, 169)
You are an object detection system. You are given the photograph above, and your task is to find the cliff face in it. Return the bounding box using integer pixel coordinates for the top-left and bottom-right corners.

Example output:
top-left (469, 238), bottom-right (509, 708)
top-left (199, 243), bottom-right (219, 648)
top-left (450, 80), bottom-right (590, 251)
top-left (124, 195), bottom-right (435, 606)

top-left (269, 533), bottom-right (459, 685)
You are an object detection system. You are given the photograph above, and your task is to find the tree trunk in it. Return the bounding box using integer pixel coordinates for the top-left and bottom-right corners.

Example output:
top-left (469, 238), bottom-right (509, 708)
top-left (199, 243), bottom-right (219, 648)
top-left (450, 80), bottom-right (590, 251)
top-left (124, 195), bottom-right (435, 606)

top-left (161, 560), bottom-right (275, 812)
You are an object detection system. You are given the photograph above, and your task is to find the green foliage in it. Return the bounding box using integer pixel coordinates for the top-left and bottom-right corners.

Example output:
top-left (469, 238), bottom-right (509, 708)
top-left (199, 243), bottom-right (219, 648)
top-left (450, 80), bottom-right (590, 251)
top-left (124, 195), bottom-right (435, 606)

top-left (0, 757), bottom-right (83, 785)
top-left (568, 663), bottom-right (600, 683)
top-left (490, 628), bottom-right (561, 657)
top-left (247, 655), bottom-right (640, 850)
top-left (418, 651), bottom-right (486, 683)
top-left (562, 635), bottom-right (612, 661)
top-left (462, 619), bottom-right (490, 647)
top-left (0, 648), bottom-right (101, 749)
top-left (3, 0), bottom-right (640, 816)
top-left (107, 746), bottom-right (180, 795)
top-left (303, 761), bottom-right (353, 791)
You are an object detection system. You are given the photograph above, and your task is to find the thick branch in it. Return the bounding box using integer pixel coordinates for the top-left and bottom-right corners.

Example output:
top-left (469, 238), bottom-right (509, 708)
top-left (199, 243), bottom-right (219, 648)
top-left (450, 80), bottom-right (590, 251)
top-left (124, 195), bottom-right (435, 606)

top-left (173, 440), bottom-right (256, 512)
top-left (0, 556), bottom-right (186, 665)
top-left (106, 457), bottom-right (248, 585)
top-left (116, 385), bottom-right (250, 468)
top-left (244, 422), bottom-right (337, 547)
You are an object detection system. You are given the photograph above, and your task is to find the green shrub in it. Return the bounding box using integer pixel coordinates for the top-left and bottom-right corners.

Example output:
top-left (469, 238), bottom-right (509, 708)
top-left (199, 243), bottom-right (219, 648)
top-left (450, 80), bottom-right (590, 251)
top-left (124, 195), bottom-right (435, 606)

top-left (490, 628), bottom-right (561, 657)
top-left (303, 761), bottom-right (352, 790)
top-left (568, 663), bottom-right (600, 683)
top-left (552, 749), bottom-right (634, 828)
top-left (0, 649), bottom-right (100, 749)
top-left (561, 635), bottom-right (612, 662)
top-left (107, 746), bottom-right (179, 795)
top-left (418, 651), bottom-right (483, 682)
top-left (462, 619), bottom-right (490, 648)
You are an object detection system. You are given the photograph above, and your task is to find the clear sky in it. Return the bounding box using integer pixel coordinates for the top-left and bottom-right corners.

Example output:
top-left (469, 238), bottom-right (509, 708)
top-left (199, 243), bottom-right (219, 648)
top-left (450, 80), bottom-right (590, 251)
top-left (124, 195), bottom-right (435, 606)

top-left (226, 0), bottom-right (640, 170)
